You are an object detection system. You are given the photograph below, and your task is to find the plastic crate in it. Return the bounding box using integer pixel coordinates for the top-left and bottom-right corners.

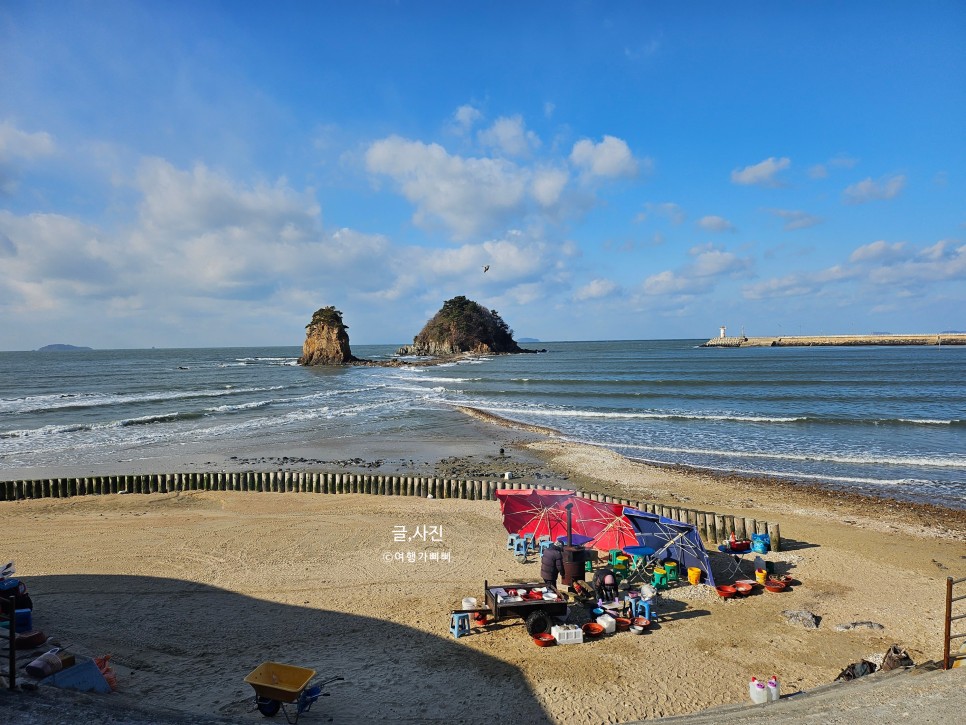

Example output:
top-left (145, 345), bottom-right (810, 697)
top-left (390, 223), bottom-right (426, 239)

top-left (551, 625), bottom-right (583, 645)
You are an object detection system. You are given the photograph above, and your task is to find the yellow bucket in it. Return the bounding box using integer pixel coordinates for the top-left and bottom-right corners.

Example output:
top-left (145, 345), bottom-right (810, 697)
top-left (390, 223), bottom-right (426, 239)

top-left (687, 567), bottom-right (702, 585)
top-left (755, 568), bottom-right (767, 584)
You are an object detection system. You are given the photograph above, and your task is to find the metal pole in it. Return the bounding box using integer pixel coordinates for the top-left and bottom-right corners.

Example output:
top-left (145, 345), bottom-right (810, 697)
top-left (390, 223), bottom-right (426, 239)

top-left (945, 576), bottom-right (953, 670)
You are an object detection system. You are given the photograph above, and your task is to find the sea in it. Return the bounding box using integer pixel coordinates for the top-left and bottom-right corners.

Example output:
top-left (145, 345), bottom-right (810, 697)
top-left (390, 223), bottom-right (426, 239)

top-left (1, 341), bottom-right (964, 509)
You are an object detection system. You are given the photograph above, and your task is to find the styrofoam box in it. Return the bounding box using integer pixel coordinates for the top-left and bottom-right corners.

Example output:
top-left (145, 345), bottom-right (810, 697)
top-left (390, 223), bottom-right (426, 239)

top-left (551, 625), bottom-right (583, 645)
top-left (596, 614), bottom-right (616, 634)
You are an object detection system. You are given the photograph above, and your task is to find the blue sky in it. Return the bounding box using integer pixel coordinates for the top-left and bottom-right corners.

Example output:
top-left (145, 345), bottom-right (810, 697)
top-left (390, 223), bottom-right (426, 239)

top-left (1, 1), bottom-right (963, 349)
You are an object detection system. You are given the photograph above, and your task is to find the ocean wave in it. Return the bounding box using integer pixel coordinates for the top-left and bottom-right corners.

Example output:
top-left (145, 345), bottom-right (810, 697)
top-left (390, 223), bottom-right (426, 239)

top-left (0, 386), bottom-right (287, 414)
top-left (623, 455), bottom-right (944, 490)
top-left (603, 440), bottom-right (966, 469)
top-left (469, 405), bottom-right (804, 424)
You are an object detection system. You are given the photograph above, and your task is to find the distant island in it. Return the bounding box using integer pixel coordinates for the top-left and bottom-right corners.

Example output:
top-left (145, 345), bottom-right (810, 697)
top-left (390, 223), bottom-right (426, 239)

top-left (37, 344), bottom-right (93, 351)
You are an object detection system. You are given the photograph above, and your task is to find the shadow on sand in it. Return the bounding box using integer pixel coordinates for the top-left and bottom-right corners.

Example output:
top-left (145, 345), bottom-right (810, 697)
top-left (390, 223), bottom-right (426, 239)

top-left (18, 574), bottom-right (553, 724)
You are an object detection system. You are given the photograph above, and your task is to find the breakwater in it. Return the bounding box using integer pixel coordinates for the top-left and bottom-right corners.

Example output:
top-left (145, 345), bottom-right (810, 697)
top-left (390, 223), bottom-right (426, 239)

top-left (703, 333), bottom-right (966, 348)
top-left (0, 470), bottom-right (780, 551)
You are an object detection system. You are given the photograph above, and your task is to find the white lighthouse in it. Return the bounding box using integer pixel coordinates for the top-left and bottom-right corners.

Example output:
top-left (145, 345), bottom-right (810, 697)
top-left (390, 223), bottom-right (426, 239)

top-left (719, 325), bottom-right (727, 339)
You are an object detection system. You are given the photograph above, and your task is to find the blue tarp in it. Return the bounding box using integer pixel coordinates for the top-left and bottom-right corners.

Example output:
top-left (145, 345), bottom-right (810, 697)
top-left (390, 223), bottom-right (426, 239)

top-left (622, 508), bottom-right (716, 587)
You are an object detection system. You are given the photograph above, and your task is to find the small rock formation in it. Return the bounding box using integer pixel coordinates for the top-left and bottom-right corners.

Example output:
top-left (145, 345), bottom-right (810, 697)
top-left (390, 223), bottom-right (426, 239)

top-left (396, 295), bottom-right (526, 356)
top-left (782, 609), bottom-right (820, 629)
top-left (298, 306), bottom-right (358, 366)
top-left (834, 621), bottom-right (884, 632)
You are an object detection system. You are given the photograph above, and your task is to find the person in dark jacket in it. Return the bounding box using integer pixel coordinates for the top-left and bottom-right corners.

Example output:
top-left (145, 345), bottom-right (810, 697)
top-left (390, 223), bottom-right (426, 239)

top-left (593, 567), bottom-right (619, 604)
top-left (540, 541), bottom-right (564, 588)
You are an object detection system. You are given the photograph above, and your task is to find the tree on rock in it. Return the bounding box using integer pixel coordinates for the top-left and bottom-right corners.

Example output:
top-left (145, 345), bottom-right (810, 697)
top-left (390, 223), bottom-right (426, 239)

top-left (298, 306), bottom-right (359, 365)
top-left (396, 296), bottom-right (523, 356)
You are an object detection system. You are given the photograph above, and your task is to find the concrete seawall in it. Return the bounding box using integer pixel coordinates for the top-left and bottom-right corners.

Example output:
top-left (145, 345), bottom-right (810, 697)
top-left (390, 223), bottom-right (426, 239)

top-left (703, 333), bottom-right (966, 348)
top-left (0, 470), bottom-right (780, 551)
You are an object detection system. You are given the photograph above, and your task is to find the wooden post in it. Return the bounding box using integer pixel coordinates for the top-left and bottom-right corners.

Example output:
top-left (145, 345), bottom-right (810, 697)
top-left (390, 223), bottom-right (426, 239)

top-left (723, 515), bottom-right (735, 539)
top-left (767, 522), bottom-right (781, 552)
top-left (744, 518), bottom-right (757, 542)
top-left (734, 517), bottom-right (747, 540)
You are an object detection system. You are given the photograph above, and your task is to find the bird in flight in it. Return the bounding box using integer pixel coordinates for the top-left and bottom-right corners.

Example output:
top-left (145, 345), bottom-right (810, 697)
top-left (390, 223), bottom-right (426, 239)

top-left (483, 265), bottom-right (490, 273)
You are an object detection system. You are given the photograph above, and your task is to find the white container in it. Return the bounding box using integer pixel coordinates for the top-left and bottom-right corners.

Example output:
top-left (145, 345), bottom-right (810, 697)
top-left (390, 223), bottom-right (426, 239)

top-left (596, 614), bottom-right (616, 634)
top-left (462, 597), bottom-right (477, 610)
top-left (551, 625), bottom-right (583, 645)
top-left (749, 678), bottom-right (768, 704)
top-left (766, 676), bottom-right (780, 701)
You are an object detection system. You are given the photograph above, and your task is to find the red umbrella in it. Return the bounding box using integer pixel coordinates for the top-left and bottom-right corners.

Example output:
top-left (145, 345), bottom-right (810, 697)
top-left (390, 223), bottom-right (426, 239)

top-left (568, 497), bottom-right (639, 553)
top-left (495, 489), bottom-right (575, 541)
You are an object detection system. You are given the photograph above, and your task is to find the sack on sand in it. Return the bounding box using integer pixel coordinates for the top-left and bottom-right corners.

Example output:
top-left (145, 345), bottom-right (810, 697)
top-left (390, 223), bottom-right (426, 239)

top-left (94, 654), bottom-right (118, 691)
top-left (835, 659), bottom-right (877, 681)
top-left (881, 645), bottom-right (914, 671)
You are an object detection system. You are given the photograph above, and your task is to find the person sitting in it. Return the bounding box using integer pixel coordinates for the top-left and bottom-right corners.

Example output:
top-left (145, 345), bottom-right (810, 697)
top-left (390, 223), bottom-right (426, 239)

top-left (540, 540), bottom-right (564, 589)
top-left (593, 568), bottom-right (620, 604)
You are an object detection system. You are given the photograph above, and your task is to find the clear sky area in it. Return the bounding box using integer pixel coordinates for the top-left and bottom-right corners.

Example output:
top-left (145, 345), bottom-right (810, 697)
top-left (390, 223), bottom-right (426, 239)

top-left (1, 1), bottom-right (963, 349)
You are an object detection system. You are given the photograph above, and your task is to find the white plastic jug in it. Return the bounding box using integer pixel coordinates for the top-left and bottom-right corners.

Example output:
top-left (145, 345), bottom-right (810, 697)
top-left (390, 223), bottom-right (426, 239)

top-left (749, 677), bottom-right (768, 704)
top-left (766, 676), bottom-right (780, 701)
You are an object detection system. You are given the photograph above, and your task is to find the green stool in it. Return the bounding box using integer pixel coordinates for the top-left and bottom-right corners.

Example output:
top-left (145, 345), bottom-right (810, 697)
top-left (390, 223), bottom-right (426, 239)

top-left (652, 566), bottom-right (668, 589)
top-left (608, 549), bottom-right (623, 566)
top-left (663, 560), bottom-right (679, 582)
top-left (585, 560), bottom-right (595, 573)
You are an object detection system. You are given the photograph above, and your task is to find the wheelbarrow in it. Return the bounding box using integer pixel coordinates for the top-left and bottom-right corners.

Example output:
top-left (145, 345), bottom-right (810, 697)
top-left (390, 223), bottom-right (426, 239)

top-left (245, 661), bottom-right (342, 723)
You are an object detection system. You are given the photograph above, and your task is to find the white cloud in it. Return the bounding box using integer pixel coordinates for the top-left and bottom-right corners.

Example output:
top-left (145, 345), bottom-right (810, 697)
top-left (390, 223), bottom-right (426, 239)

top-left (574, 278), bottom-right (619, 301)
top-left (136, 157), bottom-right (318, 236)
top-left (696, 215), bottom-right (735, 233)
top-left (744, 238), bottom-right (965, 301)
top-left (570, 135), bottom-right (639, 179)
top-left (531, 167), bottom-right (569, 207)
top-left (642, 243), bottom-right (752, 296)
top-left (769, 209), bottom-right (823, 231)
top-left (453, 104), bottom-right (482, 130)
top-left (543, 102), bottom-right (555, 119)
top-left (731, 157), bottom-right (790, 186)
top-left (478, 115), bottom-right (539, 157)
top-left (642, 270), bottom-right (693, 295)
top-left (849, 240), bottom-right (906, 263)
top-left (0, 121), bottom-right (57, 194)
top-left (687, 243), bottom-right (751, 277)
top-left (843, 174), bottom-right (907, 204)
top-left (644, 202), bottom-right (685, 225)
top-left (365, 136), bottom-right (528, 239)
top-left (809, 154), bottom-right (858, 179)
top-left (0, 121), bottom-right (55, 161)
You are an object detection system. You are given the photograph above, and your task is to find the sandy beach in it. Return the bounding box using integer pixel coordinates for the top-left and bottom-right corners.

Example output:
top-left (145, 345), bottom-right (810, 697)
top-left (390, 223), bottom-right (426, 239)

top-left (3, 412), bottom-right (966, 723)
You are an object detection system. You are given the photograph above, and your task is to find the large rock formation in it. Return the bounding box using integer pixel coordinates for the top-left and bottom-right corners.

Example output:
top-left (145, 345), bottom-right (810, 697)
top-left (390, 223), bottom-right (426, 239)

top-left (396, 296), bottom-right (524, 356)
top-left (298, 306), bottom-right (359, 366)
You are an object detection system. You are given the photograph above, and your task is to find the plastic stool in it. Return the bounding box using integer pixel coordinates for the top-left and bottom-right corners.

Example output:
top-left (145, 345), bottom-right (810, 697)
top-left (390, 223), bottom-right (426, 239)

top-left (585, 560), bottom-right (594, 572)
top-left (608, 549), bottom-right (623, 566)
top-left (507, 534), bottom-right (520, 551)
top-left (663, 560), bottom-right (679, 582)
top-left (450, 613), bottom-right (471, 639)
top-left (652, 566), bottom-right (668, 589)
top-left (513, 537), bottom-right (528, 557)
top-left (522, 532), bottom-right (535, 552)
top-left (539, 540), bottom-right (554, 555)
top-left (628, 598), bottom-right (653, 619)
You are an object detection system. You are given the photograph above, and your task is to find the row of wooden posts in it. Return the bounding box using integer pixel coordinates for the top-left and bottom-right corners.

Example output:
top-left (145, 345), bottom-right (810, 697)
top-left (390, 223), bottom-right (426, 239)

top-left (0, 470), bottom-right (780, 551)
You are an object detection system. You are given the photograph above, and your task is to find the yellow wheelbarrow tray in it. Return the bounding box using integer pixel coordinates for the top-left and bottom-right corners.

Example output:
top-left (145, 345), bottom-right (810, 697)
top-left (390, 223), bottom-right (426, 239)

top-left (245, 661), bottom-right (316, 703)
